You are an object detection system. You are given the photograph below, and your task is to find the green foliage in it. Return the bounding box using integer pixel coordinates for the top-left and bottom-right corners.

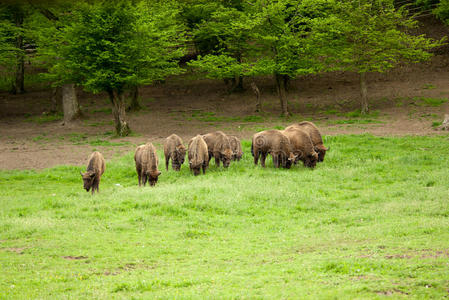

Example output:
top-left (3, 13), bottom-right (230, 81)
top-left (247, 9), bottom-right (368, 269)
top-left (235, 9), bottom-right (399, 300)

top-left (324, 0), bottom-right (439, 74)
top-left (414, 96), bottom-right (448, 106)
top-left (1, 135), bottom-right (449, 297)
top-left (41, 1), bottom-right (185, 92)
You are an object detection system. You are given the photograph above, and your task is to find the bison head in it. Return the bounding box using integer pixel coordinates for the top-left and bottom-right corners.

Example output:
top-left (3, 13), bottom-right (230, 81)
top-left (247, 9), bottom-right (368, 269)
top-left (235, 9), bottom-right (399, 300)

top-left (172, 146), bottom-right (186, 171)
top-left (315, 145), bottom-right (329, 162)
top-left (189, 160), bottom-right (201, 176)
top-left (147, 170), bottom-right (161, 186)
top-left (221, 149), bottom-right (233, 168)
top-left (303, 151), bottom-right (318, 169)
top-left (80, 170), bottom-right (95, 192)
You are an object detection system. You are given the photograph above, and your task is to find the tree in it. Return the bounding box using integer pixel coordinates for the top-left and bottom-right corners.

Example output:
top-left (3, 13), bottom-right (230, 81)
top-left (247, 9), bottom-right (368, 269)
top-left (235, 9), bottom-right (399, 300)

top-left (325, 0), bottom-right (439, 113)
top-left (30, 2), bottom-right (82, 122)
top-left (46, 0), bottom-right (185, 136)
top-left (245, 0), bottom-right (329, 117)
top-left (0, 4), bottom-right (29, 94)
top-left (189, 4), bottom-right (255, 91)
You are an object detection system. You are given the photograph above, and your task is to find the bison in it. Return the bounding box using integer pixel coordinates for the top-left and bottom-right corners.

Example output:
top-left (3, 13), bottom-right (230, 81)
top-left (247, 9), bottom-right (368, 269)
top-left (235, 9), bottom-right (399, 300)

top-left (188, 135), bottom-right (209, 176)
top-left (202, 131), bottom-right (233, 168)
top-left (228, 135), bottom-right (243, 161)
top-left (134, 143), bottom-right (161, 187)
top-left (80, 151), bottom-right (105, 194)
top-left (282, 128), bottom-right (318, 168)
top-left (251, 130), bottom-right (297, 168)
top-left (164, 134), bottom-right (186, 171)
top-left (286, 121), bottom-right (329, 162)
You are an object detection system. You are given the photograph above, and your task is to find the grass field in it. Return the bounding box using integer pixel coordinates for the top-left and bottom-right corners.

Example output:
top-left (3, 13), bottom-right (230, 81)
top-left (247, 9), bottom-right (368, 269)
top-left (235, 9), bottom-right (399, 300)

top-left (1, 134), bottom-right (449, 298)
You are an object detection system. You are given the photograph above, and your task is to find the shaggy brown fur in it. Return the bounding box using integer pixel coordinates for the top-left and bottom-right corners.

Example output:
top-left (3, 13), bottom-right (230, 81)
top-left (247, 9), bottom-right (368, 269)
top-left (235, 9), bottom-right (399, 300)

top-left (251, 130), bottom-right (297, 168)
top-left (134, 143), bottom-right (161, 187)
top-left (164, 134), bottom-right (186, 171)
top-left (286, 121), bottom-right (328, 162)
top-left (282, 128), bottom-right (318, 168)
top-left (80, 151), bottom-right (105, 194)
top-left (188, 135), bottom-right (209, 176)
top-left (228, 135), bottom-right (243, 161)
top-left (202, 131), bottom-right (233, 168)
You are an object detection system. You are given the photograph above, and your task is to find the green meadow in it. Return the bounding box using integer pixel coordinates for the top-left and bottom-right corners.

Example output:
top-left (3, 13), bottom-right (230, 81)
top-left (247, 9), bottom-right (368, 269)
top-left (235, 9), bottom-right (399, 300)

top-left (1, 135), bottom-right (449, 298)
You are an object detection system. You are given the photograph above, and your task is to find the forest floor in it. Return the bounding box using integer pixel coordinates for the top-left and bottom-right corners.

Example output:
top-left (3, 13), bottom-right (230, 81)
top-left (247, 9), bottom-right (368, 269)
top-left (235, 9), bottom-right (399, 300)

top-left (1, 52), bottom-right (449, 169)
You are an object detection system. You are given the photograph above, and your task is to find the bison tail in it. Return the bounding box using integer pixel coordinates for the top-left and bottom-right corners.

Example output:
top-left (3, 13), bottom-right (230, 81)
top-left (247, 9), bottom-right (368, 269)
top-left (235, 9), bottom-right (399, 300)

top-left (251, 142), bottom-right (254, 157)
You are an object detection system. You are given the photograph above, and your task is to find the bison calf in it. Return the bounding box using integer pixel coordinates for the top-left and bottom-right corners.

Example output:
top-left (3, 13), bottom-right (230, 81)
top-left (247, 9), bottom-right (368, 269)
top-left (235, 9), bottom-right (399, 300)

top-left (134, 143), bottom-right (161, 187)
top-left (188, 135), bottom-right (209, 176)
top-left (164, 134), bottom-right (186, 171)
top-left (228, 135), bottom-right (243, 161)
top-left (203, 131), bottom-right (233, 168)
top-left (251, 130), bottom-right (297, 168)
top-left (80, 151), bottom-right (105, 194)
top-left (286, 121), bottom-right (329, 162)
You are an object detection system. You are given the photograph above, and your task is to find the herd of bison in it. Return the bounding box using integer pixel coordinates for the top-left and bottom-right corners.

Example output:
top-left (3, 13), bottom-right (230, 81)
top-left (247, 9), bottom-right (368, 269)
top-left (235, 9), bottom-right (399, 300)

top-left (80, 121), bottom-right (329, 194)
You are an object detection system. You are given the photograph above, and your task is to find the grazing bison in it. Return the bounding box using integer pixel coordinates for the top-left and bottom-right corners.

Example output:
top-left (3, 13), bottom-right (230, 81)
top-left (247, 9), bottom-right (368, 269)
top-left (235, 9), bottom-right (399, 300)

top-left (188, 135), bottom-right (209, 176)
top-left (202, 131), bottom-right (233, 168)
top-left (80, 151), bottom-right (105, 194)
top-left (164, 134), bottom-right (186, 171)
top-left (134, 143), bottom-right (161, 187)
top-left (286, 121), bottom-right (329, 162)
top-left (282, 128), bottom-right (318, 168)
top-left (251, 130), bottom-right (297, 168)
top-left (228, 135), bottom-right (243, 161)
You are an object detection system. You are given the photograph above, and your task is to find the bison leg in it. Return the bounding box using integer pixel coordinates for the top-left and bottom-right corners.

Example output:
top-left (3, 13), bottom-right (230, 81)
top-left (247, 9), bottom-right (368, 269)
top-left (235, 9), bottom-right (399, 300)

top-left (94, 178), bottom-right (100, 194)
top-left (202, 162), bottom-right (207, 174)
top-left (260, 152), bottom-right (267, 168)
top-left (208, 153), bottom-right (213, 163)
top-left (272, 154), bottom-right (278, 168)
top-left (165, 155), bottom-right (169, 171)
top-left (215, 157), bottom-right (220, 167)
top-left (254, 148), bottom-right (259, 165)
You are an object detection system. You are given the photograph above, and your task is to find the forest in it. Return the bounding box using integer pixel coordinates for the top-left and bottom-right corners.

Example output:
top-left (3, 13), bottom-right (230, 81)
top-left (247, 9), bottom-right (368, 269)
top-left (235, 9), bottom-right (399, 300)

top-left (1, 0), bottom-right (445, 135)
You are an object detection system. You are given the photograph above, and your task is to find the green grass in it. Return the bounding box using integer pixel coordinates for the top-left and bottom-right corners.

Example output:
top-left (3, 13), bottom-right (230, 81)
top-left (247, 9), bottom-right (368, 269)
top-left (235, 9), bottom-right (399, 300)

top-left (26, 113), bottom-right (63, 124)
top-left (1, 135), bottom-right (449, 298)
top-left (414, 97), bottom-right (448, 107)
top-left (422, 84), bottom-right (436, 90)
top-left (187, 111), bottom-right (264, 123)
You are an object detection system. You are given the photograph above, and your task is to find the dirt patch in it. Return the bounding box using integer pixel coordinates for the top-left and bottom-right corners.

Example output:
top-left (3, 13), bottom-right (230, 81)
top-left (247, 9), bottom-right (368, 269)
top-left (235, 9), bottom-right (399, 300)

top-left (385, 254), bottom-right (413, 259)
top-left (62, 255), bottom-right (88, 260)
top-left (5, 247), bottom-right (26, 254)
top-left (376, 289), bottom-right (409, 296)
top-left (1, 53), bottom-right (449, 170)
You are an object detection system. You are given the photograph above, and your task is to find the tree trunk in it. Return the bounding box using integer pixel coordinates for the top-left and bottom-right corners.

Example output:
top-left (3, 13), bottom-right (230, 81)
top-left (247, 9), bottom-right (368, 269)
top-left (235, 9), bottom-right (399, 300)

top-left (275, 74), bottom-right (289, 117)
top-left (236, 75), bottom-right (244, 91)
top-left (109, 89), bottom-right (130, 136)
top-left (360, 72), bottom-right (369, 114)
top-left (128, 85), bottom-right (142, 111)
top-left (62, 84), bottom-right (81, 123)
top-left (251, 81), bottom-right (262, 112)
top-left (13, 7), bottom-right (25, 94)
top-left (50, 87), bottom-right (59, 113)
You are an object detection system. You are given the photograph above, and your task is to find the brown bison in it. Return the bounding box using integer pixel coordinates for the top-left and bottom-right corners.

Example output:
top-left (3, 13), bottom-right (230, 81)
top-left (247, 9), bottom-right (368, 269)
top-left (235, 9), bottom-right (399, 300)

top-left (228, 135), bottom-right (243, 161)
top-left (282, 128), bottom-right (318, 168)
top-left (164, 134), bottom-right (186, 171)
top-left (134, 143), bottom-right (161, 187)
top-left (251, 130), bottom-right (297, 168)
top-left (202, 131), bottom-right (233, 168)
top-left (80, 151), bottom-right (105, 194)
top-left (286, 121), bottom-right (329, 162)
top-left (188, 135), bottom-right (209, 176)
